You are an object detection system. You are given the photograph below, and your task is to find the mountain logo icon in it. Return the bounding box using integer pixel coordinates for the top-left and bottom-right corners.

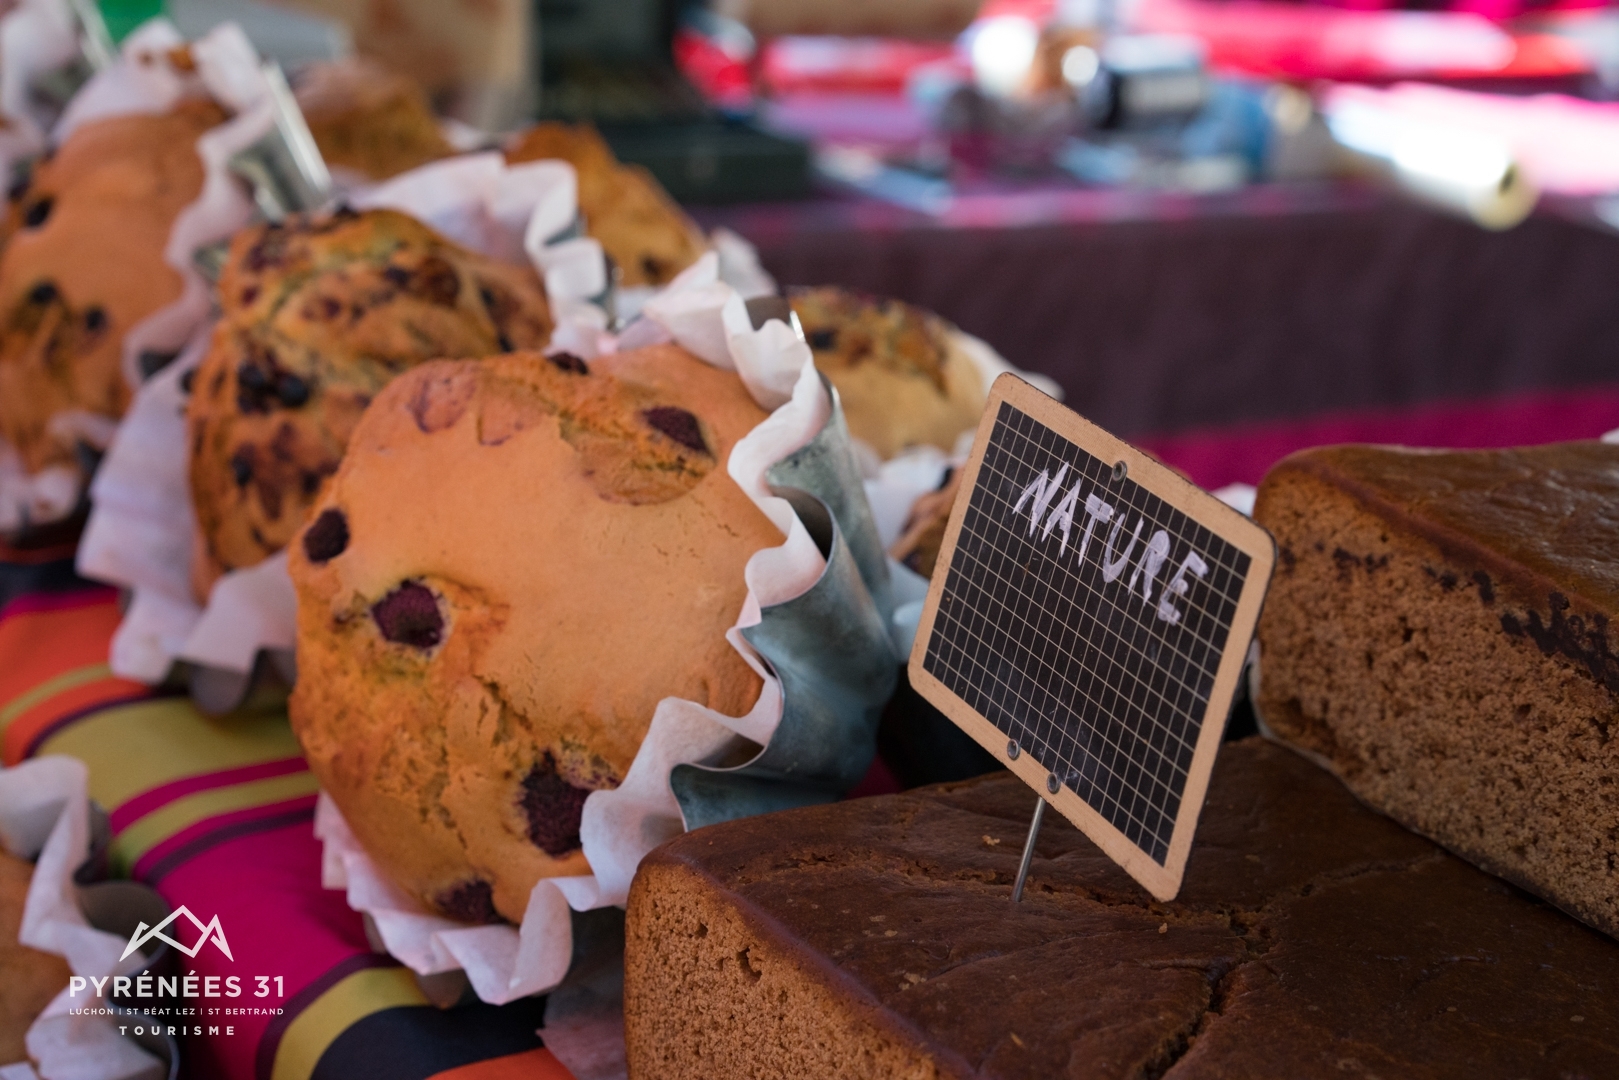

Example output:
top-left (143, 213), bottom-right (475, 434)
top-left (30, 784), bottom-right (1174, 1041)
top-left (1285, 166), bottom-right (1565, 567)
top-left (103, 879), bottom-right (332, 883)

top-left (119, 906), bottom-right (234, 962)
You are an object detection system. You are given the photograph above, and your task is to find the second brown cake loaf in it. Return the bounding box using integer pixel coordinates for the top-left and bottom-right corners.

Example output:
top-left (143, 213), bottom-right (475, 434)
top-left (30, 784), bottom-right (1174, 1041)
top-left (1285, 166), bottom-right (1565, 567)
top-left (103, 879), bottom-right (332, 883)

top-left (1254, 441), bottom-right (1619, 940)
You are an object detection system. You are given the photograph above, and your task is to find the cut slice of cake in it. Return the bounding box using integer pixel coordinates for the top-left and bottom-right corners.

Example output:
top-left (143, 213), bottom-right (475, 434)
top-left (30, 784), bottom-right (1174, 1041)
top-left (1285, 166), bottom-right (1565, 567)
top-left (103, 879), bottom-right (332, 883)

top-left (624, 739), bottom-right (1619, 1080)
top-left (1254, 441), bottom-right (1619, 939)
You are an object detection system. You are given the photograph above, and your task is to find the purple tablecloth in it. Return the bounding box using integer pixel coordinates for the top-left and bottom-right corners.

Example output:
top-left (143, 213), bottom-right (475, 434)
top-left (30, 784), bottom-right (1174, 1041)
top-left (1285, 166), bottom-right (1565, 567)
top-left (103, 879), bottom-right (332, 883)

top-left (696, 185), bottom-right (1619, 439)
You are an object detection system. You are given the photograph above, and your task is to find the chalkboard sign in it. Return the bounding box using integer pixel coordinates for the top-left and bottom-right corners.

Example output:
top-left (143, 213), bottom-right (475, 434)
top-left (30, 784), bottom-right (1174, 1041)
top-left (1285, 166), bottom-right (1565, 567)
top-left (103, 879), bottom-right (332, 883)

top-left (909, 375), bottom-right (1275, 900)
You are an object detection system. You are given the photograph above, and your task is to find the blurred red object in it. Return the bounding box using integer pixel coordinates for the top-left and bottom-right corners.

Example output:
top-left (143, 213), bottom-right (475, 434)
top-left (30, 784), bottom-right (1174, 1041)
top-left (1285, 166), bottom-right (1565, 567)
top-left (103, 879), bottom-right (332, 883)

top-left (675, 26), bottom-right (757, 108)
top-left (1136, 0), bottom-right (1591, 83)
top-left (760, 36), bottom-right (962, 95)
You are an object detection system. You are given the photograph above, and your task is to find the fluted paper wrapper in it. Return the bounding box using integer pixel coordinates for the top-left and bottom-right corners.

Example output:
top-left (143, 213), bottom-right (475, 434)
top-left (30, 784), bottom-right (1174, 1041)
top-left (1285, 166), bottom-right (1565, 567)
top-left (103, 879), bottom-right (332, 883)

top-left (0, 758), bottom-right (160, 1080)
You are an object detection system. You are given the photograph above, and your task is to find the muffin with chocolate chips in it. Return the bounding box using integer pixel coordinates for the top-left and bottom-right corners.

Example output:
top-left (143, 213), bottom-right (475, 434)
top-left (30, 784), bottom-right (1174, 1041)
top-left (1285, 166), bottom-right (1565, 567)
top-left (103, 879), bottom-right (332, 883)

top-left (186, 207), bottom-right (552, 592)
top-left (505, 122), bottom-right (706, 288)
top-left (0, 100), bottom-right (225, 513)
top-left (287, 343), bottom-right (779, 923)
top-left (293, 58), bottom-right (456, 181)
top-left (789, 286), bottom-right (987, 460)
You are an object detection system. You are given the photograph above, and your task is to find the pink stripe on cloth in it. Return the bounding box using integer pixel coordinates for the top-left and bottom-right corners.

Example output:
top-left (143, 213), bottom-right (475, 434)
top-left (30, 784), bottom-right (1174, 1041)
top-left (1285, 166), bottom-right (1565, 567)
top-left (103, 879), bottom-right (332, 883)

top-left (131, 795), bottom-right (318, 885)
top-left (111, 757), bottom-right (310, 833)
top-left (0, 585), bottom-right (118, 623)
top-left (152, 812), bottom-right (373, 1080)
top-left (1137, 386), bottom-right (1619, 492)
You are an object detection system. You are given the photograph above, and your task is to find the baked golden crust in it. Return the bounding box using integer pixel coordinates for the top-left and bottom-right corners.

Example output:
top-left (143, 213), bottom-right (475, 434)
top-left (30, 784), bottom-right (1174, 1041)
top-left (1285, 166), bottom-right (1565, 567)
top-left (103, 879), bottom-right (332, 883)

top-left (287, 344), bottom-right (779, 923)
top-left (294, 58), bottom-right (457, 181)
top-left (789, 286), bottom-right (986, 460)
top-left (0, 850), bottom-right (71, 1065)
top-left (0, 101), bottom-right (222, 478)
top-left (505, 122), bottom-right (706, 288)
top-left (186, 207), bottom-right (552, 586)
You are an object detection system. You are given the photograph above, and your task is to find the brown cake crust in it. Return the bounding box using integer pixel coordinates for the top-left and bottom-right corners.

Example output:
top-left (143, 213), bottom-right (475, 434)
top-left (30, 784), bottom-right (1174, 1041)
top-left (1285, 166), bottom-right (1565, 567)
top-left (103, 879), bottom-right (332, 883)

top-left (625, 739), bottom-right (1619, 1079)
top-left (0, 850), bottom-right (71, 1065)
top-left (186, 207), bottom-right (552, 586)
top-left (288, 344), bottom-right (780, 923)
top-left (789, 287), bottom-right (986, 460)
top-left (505, 123), bottom-right (706, 288)
top-left (1254, 442), bottom-right (1619, 941)
top-left (294, 58), bottom-right (456, 181)
top-left (0, 101), bottom-right (222, 478)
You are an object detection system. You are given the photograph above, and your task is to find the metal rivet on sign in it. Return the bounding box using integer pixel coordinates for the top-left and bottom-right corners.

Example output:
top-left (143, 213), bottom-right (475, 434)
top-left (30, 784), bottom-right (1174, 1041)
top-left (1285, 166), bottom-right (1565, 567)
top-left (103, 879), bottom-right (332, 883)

top-left (1006, 740), bottom-right (1021, 760)
top-left (1047, 774), bottom-right (1060, 794)
top-left (1112, 460), bottom-right (1128, 482)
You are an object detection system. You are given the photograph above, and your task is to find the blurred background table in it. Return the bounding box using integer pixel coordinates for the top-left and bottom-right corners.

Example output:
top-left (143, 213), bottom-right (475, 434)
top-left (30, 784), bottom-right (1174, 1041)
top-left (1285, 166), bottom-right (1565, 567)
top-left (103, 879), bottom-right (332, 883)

top-left (696, 183), bottom-right (1619, 484)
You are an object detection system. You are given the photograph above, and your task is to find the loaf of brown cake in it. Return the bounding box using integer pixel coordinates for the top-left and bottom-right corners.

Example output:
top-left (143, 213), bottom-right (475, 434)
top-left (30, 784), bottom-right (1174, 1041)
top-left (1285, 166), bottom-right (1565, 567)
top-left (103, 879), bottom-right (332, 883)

top-left (625, 738), bottom-right (1619, 1079)
top-left (1254, 442), bottom-right (1619, 941)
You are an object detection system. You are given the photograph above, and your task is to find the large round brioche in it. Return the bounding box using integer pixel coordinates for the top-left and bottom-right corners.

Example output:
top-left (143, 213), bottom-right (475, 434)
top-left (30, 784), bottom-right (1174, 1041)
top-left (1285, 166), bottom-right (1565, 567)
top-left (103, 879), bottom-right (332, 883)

top-left (0, 101), bottom-right (222, 480)
top-left (789, 286), bottom-right (986, 460)
top-left (287, 344), bottom-right (779, 923)
top-left (186, 207), bottom-right (552, 588)
top-left (0, 850), bottom-right (71, 1065)
top-left (506, 122), bottom-right (706, 288)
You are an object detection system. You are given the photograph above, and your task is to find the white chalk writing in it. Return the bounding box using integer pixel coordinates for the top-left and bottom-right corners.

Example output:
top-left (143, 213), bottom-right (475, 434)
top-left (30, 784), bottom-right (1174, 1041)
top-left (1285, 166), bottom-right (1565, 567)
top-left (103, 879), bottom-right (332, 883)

top-left (1016, 467), bottom-right (1208, 624)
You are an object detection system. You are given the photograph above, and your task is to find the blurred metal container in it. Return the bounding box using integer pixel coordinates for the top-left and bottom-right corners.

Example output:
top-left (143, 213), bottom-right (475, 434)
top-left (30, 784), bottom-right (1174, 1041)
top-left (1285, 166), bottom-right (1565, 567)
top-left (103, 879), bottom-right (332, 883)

top-left (1323, 93), bottom-right (1536, 230)
top-left (1081, 34), bottom-right (1210, 130)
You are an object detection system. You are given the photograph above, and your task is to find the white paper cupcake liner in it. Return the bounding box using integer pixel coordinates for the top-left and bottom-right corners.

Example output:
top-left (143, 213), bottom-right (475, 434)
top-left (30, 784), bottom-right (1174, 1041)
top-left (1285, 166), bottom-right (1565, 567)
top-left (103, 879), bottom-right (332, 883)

top-left (1, 757), bottom-right (162, 1080)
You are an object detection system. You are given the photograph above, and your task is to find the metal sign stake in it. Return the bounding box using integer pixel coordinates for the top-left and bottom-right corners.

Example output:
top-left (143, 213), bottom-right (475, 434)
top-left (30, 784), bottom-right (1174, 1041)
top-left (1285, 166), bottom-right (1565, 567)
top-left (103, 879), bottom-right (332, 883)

top-left (1011, 796), bottom-right (1046, 903)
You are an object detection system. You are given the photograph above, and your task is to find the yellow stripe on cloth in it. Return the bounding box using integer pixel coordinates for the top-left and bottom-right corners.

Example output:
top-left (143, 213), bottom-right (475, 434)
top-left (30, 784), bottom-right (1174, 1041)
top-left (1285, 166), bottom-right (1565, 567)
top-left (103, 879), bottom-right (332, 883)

top-left (272, 967), bottom-right (431, 1080)
top-left (39, 695), bottom-right (302, 812)
top-left (0, 661), bottom-right (111, 730)
top-left (108, 770), bottom-right (321, 873)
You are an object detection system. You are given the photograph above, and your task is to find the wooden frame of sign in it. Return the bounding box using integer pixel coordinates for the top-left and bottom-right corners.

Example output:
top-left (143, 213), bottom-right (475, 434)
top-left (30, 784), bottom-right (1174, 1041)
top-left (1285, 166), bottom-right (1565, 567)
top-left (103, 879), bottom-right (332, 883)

top-left (909, 374), bottom-right (1275, 901)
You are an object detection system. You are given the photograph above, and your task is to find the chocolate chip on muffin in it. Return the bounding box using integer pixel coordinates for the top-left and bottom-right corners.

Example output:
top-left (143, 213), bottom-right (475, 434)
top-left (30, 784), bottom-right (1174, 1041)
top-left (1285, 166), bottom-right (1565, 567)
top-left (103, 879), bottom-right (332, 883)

top-left (521, 752), bottom-right (593, 856)
top-left (436, 879), bottom-right (502, 925)
top-left (372, 581), bottom-right (444, 649)
top-left (302, 507), bottom-right (349, 563)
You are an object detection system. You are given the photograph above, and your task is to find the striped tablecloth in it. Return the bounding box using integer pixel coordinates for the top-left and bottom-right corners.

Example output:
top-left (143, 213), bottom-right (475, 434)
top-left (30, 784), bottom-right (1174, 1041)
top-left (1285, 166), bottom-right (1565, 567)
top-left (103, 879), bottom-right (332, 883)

top-left (0, 547), bottom-right (575, 1080)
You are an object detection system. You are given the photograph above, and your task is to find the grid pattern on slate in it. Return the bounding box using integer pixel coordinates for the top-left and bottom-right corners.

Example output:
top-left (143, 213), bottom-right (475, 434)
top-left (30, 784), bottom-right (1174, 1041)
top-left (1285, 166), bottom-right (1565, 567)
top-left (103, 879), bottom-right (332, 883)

top-left (924, 402), bottom-right (1250, 864)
